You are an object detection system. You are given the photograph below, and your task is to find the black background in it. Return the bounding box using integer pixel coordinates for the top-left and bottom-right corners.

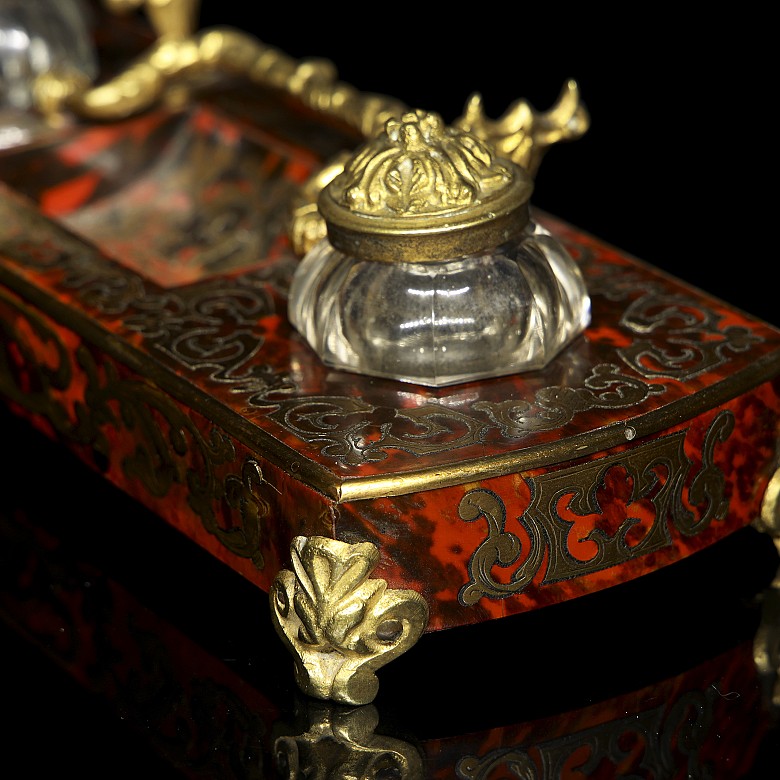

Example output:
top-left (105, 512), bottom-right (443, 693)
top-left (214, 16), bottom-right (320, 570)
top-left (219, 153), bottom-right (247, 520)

top-left (198, 4), bottom-right (776, 327)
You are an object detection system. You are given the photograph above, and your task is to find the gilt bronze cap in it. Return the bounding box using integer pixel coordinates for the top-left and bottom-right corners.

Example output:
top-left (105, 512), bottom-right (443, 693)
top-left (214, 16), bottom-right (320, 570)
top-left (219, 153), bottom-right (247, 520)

top-left (318, 109), bottom-right (533, 263)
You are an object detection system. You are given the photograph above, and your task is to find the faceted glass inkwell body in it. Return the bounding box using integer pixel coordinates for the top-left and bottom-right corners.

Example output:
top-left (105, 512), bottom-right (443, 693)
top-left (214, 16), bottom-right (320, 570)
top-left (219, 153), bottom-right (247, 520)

top-left (289, 110), bottom-right (590, 387)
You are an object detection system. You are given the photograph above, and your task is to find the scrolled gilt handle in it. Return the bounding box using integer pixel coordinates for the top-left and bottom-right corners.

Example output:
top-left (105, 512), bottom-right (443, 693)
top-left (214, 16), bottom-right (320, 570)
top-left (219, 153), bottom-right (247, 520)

top-left (34, 1), bottom-right (589, 259)
top-left (33, 0), bottom-right (406, 137)
top-left (454, 78), bottom-right (590, 178)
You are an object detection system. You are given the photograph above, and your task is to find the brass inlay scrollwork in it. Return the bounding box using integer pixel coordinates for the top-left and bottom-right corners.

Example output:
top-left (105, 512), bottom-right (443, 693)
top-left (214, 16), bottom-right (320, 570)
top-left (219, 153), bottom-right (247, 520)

top-left (0, 192), bottom-right (295, 399)
top-left (619, 293), bottom-right (763, 381)
top-left (267, 363), bottom-right (663, 468)
top-left (273, 701), bottom-right (425, 779)
top-left (0, 287), bottom-right (277, 567)
top-left (76, 346), bottom-right (277, 566)
top-left (473, 362), bottom-right (665, 436)
top-left (270, 536), bottom-right (429, 705)
top-left (459, 411), bottom-right (733, 605)
top-left (4, 190), bottom-right (778, 502)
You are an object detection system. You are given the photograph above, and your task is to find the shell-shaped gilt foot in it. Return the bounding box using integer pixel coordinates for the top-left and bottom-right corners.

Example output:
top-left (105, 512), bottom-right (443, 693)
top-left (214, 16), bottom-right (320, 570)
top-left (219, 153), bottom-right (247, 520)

top-left (270, 536), bottom-right (429, 705)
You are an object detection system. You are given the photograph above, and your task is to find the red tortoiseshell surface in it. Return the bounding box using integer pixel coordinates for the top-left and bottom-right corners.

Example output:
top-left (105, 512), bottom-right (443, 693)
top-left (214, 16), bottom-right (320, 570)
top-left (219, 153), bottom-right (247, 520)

top-left (1, 88), bottom-right (779, 632)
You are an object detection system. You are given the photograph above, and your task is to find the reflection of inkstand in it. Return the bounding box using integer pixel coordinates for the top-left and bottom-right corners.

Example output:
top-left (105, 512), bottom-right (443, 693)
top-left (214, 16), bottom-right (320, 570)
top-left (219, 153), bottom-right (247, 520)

top-left (270, 636), bottom-right (774, 779)
top-left (272, 698), bottom-right (426, 780)
top-left (2, 396), bottom-right (779, 777)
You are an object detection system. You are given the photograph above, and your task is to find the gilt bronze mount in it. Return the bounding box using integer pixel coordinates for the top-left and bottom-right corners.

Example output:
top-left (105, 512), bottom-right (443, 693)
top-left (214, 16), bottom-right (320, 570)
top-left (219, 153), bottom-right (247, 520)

top-left (270, 536), bottom-right (429, 705)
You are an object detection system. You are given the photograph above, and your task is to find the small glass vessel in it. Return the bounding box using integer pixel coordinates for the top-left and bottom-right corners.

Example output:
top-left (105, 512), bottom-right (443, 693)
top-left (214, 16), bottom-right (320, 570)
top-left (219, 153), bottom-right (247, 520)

top-left (0, 0), bottom-right (97, 148)
top-left (289, 110), bottom-right (591, 387)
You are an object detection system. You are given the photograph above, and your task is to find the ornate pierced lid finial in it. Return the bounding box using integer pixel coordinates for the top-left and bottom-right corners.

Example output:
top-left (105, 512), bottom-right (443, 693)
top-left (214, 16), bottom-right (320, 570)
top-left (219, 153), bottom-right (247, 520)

top-left (318, 109), bottom-right (534, 263)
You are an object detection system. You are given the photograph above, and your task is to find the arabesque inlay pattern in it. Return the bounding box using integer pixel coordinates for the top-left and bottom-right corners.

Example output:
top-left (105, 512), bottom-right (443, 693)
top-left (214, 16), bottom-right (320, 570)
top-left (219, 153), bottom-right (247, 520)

top-left (1, 189), bottom-right (770, 467)
top-left (459, 411), bottom-right (733, 605)
top-left (0, 288), bottom-right (275, 568)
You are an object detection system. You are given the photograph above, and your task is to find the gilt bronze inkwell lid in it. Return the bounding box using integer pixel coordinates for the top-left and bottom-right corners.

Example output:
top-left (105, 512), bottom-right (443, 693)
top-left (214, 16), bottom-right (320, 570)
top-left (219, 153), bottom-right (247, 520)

top-left (288, 107), bottom-right (591, 387)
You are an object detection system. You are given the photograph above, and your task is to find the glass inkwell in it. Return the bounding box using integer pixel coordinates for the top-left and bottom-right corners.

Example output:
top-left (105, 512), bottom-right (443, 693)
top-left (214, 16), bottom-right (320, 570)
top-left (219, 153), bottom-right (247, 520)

top-left (288, 109), bottom-right (591, 387)
top-left (0, 0), bottom-right (98, 149)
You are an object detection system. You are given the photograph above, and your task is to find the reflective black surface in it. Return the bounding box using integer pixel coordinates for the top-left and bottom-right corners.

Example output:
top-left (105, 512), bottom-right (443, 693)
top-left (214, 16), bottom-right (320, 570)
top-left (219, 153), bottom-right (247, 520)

top-left (2, 404), bottom-right (780, 778)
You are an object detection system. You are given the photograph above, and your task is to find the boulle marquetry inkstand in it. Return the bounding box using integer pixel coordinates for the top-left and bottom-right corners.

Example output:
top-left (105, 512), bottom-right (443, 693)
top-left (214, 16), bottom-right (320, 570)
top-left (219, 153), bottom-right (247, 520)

top-left (2, 0), bottom-right (780, 738)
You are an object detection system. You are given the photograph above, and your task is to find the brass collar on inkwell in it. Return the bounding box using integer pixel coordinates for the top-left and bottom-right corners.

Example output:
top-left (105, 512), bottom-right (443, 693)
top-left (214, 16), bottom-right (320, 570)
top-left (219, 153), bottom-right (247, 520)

top-left (288, 109), bottom-right (591, 388)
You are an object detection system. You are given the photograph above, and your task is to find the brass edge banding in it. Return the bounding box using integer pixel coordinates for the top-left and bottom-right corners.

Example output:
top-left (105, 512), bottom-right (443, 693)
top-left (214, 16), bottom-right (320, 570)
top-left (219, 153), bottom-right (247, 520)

top-left (3, 220), bottom-right (780, 505)
top-left (335, 355), bottom-right (780, 501)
